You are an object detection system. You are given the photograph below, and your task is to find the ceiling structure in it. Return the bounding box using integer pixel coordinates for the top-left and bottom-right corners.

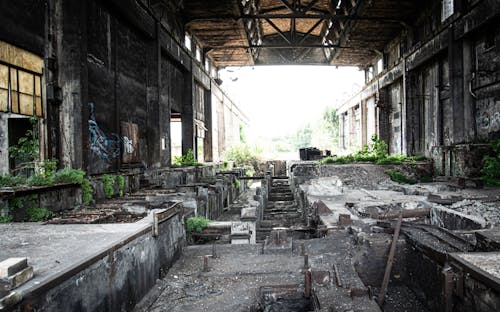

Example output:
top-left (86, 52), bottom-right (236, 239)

top-left (181, 0), bottom-right (418, 68)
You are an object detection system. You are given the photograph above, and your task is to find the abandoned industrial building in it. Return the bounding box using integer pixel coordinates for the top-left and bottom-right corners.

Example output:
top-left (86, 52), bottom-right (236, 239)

top-left (1, 0), bottom-right (500, 311)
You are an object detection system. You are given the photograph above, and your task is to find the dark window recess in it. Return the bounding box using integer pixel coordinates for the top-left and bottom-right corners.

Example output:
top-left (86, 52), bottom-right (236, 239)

top-left (484, 33), bottom-right (496, 51)
top-left (393, 112), bottom-right (400, 119)
top-left (8, 117), bottom-right (33, 171)
top-left (394, 126), bottom-right (401, 133)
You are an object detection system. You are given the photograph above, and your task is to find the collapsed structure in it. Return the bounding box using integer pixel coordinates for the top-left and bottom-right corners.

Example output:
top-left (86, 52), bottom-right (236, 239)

top-left (0, 1), bottom-right (499, 312)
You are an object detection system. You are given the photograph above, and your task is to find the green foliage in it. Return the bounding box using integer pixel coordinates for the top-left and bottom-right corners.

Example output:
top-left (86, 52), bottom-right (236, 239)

top-left (117, 175), bottom-right (125, 197)
top-left (0, 215), bottom-right (13, 223)
top-left (102, 174), bottom-right (116, 199)
top-left (234, 179), bottom-right (241, 189)
top-left (375, 154), bottom-right (405, 165)
top-left (81, 178), bottom-right (93, 205)
top-left (41, 160), bottom-right (58, 178)
top-left (220, 161), bottom-right (231, 172)
top-left (321, 157), bottom-right (336, 164)
top-left (54, 168), bottom-right (85, 184)
top-left (371, 135), bottom-right (388, 159)
top-left (173, 149), bottom-right (201, 167)
top-left (27, 174), bottom-right (54, 186)
top-left (9, 198), bottom-right (24, 211)
top-left (185, 216), bottom-right (210, 234)
top-left (0, 175), bottom-right (26, 187)
top-left (294, 124), bottom-right (313, 149)
top-left (480, 139), bottom-right (500, 186)
top-left (239, 124), bottom-right (246, 143)
top-left (9, 116), bottom-right (39, 164)
top-left (320, 135), bottom-right (427, 168)
top-left (224, 145), bottom-right (261, 167)
top-left (385, 169), bottom-right (416, 184)
top-left (27, 206), bottom-right (53, 222)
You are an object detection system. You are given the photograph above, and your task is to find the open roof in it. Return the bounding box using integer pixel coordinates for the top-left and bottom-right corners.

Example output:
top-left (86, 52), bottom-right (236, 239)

top-left (181, 0), bottom-right (418, 67)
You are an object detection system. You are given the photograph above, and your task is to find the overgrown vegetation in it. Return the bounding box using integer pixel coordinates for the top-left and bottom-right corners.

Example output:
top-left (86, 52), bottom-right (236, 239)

top-left (384, 169), bottom-right (417, 184)
top-left (81, 178), bottom-right (94, 205)
top-left (481, 139), bottom-right (500, 186)
top-left (185, 216), bottom-right (211, 235)
top-left (27, 206), bottom-right (53, 222)
top-left (8, 116), bottom-right (39, 173)
top-left (224, 144), bottom-right (261, 168)
top-left (102, 174), bottom-right (116, 199)
top-left (0, 175), bottom-right (26, 187)
top-left (53, 168), bottom-right (85, 184)
top-left (173, 149), bottom-right (202, 167)
top-left (320, 135), bottom-right (427, 166)
top-left (0, 216), bottom-right (13, 223)
top-left (220, 161), bottom-right (231, 172)
top-left (117, 175), bottom-right (125, 197)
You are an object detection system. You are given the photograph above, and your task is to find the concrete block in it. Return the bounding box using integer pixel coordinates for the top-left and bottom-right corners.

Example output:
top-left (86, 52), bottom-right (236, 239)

top-left (6, 266), bottom-right (34, 289)
top-left (0, 258), bottom-right (28, 278)
top-left (0, 279), bottom-right (10, 298)
top-left (339, 214), bottom-right (352, 226)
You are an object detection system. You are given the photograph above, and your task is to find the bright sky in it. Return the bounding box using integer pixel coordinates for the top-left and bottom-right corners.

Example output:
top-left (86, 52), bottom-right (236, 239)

top-left (218, 65), bottom-right (364, 141)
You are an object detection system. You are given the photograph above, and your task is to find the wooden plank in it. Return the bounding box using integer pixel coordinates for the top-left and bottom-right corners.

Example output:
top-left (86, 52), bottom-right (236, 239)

top-left (378, 211), bottom-right (403, 306)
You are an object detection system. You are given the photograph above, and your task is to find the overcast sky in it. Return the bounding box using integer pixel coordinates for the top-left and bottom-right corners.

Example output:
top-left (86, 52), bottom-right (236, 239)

top-left (218, 65), bottom-right (364, 141)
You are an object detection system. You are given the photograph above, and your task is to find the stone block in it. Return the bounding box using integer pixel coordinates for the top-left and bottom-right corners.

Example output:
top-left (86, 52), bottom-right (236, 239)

top-left (339, 214), bottom-right (352, 226)
top-left (0, 279), bottom-right (10, 298)
top-left (0, 258), bottom-right (28, 278)
top-left (6, 266), bottom-right (34, 289)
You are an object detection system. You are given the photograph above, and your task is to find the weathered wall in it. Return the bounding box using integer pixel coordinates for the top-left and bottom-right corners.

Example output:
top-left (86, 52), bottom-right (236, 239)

top-left (338, 0), bottom-right (500, 177)
top-left (0, 0), bottom-right (247, 179)
top-left (15, 213), bottom-right (185, 312)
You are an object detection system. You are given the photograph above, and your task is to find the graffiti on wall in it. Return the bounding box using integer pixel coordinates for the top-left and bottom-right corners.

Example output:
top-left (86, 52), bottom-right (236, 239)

top-left (88, 103), bottom-right (139, 163)
top-left (478, 111), bottom-right (500, 131)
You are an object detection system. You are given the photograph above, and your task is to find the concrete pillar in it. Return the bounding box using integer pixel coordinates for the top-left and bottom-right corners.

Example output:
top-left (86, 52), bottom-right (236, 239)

top-left (55, 0), bottom-right (88, 169)
top-left (449, 26), bottom-right (465, 144)
top-left (462, 38), bottom-right (476, 142)
top-left (146, 22), bottom-right (161, 168)
top-left (204, 89), bottom-right (213, 162)
top-left (182, 69), bottom-right (195, 155)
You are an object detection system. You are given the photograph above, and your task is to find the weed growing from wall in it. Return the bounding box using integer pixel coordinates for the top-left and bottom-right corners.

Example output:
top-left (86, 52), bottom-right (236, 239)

top-left (81, 178), bottom-right (93, 205)
top-left (117, 175), bottom-right (125, 197)
top-left (481, 139), bottom-right (500, 186)
top-left (384, 169), bottom-right (417, 184)
top-left (173, 149), bottom-right (201, 167)
top-left (185, 216), bottom-right (211, 235)
top-left (102, 174), bottom-right (116, 199)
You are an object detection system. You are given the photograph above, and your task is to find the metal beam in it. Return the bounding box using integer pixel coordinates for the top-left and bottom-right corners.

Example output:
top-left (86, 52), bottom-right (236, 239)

top-left (263, 18), bottom-right (292, 44)
top-left (187, 13), bottom-right (402, 22)
top-left (279, 0), bottom-right (296, 12)
top-left (302, 0), bottom-right (319, 13)
top-left (298, 18), bottom-right (324, 45)
top-left (207, 44), bottom-right (355, 49)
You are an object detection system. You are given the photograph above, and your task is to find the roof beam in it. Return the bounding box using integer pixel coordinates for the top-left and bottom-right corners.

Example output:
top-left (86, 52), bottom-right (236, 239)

top-left (186, 13), bottom-right (403, 23)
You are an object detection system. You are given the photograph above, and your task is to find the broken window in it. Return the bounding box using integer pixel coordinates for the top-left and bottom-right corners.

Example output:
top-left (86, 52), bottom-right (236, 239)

top-left (184, 33), bottom-right (192, 51)
top-left (441, 0), bottom-right (453, 22)
top-left (170, 111), bottom-right (182, 161)
top-left (0, 63), bottom-right (43, 117)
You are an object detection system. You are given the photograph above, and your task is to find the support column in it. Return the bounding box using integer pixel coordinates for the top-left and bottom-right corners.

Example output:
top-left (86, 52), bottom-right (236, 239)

top-left (55, 0), bottom-right (88, 169)
top-left (182, 68), bottom-right (195, 155)
top-left (146, 22), bottom-right (161, 168)
top-left (449, 27), bottom-right (465, 144)
top-left (204, 89), bottom-right (213, 162)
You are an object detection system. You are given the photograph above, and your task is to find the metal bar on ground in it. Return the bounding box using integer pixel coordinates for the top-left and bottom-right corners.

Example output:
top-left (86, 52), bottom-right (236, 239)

top-left (378, 211), bottom-right (403, 306)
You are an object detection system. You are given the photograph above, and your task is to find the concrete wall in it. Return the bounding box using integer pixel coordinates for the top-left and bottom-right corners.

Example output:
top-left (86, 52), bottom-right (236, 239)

top-left (14, 212), bottom-right (185, 312)
top-left (0, 0), bottom-right (246, 178)
top-left (338, 0), bottom-right (500, 177)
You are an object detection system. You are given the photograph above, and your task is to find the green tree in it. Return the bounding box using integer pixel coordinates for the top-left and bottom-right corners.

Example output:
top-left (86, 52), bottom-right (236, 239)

top-left (322, 107), bottom-right (340, 145)
top-left (295, 124), bottom-right (313, 149)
